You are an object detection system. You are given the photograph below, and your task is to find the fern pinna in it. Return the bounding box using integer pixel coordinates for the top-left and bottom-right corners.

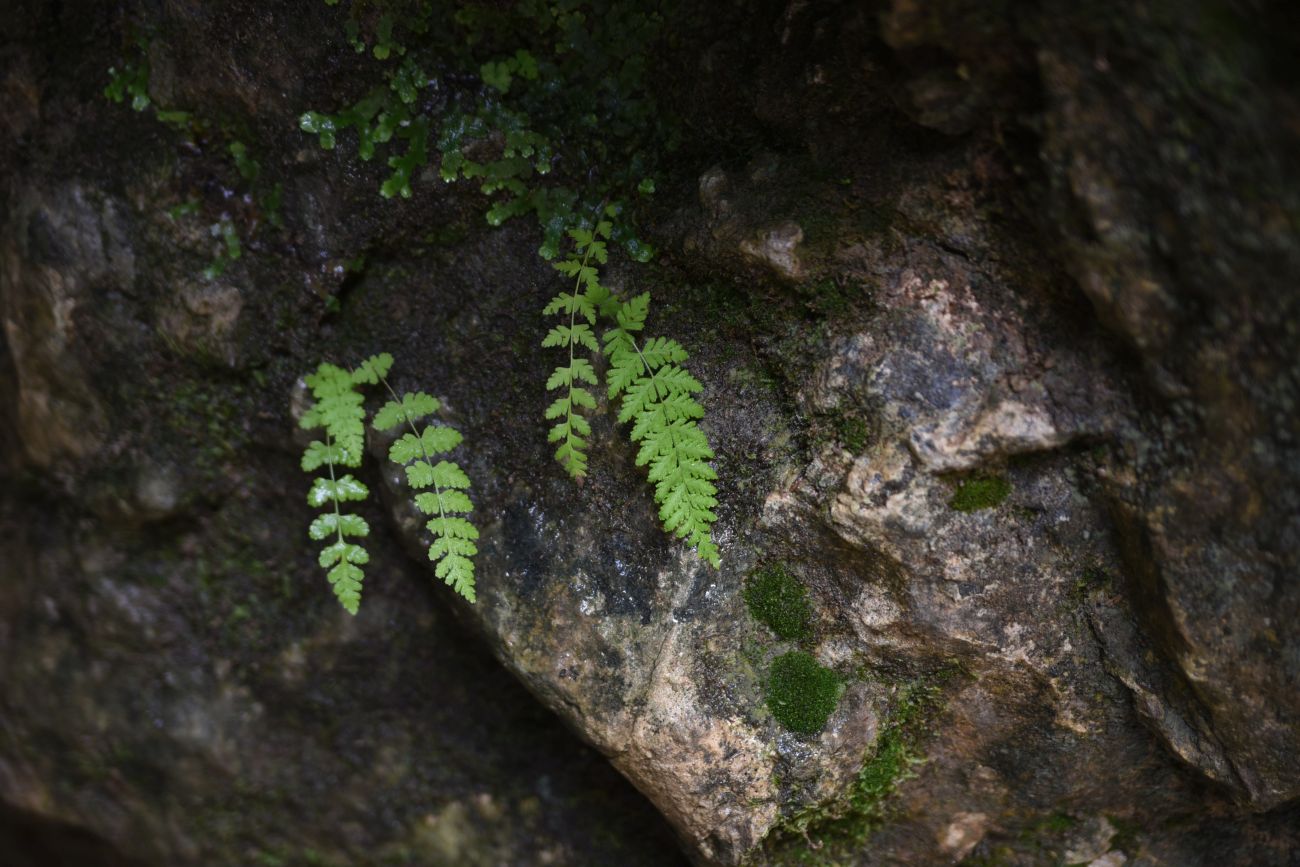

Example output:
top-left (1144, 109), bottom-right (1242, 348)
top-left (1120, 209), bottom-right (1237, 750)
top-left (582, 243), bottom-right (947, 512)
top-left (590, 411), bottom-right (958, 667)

top-left (371, 372), bottom-right (479, 603)
top-left (300, 356), bottom-right (387, 614)
top-left (543, 221), bottom-right (722, 566)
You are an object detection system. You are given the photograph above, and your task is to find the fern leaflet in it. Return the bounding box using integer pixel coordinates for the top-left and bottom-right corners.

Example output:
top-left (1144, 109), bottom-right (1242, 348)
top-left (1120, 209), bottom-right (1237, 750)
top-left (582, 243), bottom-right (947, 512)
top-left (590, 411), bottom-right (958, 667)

top-left (300, 353), bottom-right (393, 614)
top-left (373, 372), bottom-right (479, 602)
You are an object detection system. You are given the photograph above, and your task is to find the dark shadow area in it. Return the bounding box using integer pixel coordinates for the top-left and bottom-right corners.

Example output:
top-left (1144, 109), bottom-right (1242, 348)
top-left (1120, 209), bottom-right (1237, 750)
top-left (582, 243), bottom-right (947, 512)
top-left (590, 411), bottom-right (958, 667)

top-left (0, 802), bottom-right (145, 867)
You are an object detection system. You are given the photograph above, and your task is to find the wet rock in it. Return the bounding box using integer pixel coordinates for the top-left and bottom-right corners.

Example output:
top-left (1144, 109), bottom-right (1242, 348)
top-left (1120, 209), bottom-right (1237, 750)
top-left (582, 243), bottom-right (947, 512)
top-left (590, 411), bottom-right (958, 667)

top-left (1033, 2), bottom-right (1300, 809)
top-left (739, 221), bottom-right (805, 281)
top-left (937, 811), bottom-right (988, 860)
top-left (156, 279), bottom-right (244, 366)
top-left (689, 166), bottom-right (811, 284)
top-left (0, 184), bottom-right (125, 467)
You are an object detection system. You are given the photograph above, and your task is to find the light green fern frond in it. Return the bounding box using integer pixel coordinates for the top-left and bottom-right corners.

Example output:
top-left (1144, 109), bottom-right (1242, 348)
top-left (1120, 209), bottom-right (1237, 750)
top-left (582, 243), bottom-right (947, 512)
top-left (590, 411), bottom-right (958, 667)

top-left (300, 354), bottom-right (390, 614)
top-left (603, 294), bottom-right (721, 567)
top-left (542, 220), bottom-right (615, 478)
top-left (373, 373), bottom-right (478, 603)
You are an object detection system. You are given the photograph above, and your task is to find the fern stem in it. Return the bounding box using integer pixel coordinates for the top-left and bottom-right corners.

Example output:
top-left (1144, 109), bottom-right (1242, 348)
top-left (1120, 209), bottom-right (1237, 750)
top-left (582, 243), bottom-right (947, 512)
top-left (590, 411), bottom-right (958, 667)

top-left (623, 330), bottom-right (653, 381)
top-left (379, 376), bottom-right (452, 533)
top-left (324, 428), bottom-right (347, 548)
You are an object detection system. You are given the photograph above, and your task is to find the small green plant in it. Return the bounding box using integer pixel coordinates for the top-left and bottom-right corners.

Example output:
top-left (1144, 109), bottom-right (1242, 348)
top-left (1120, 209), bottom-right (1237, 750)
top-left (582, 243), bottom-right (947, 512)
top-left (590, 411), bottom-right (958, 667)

top-left (300, 359), bottom-right (378, 614)
top-left (105, 40), bottom-right (282, 279)
top-left (949, 475), bottom-right (1011, 512)
top-left (544, 220), bottom-right (721, 566)
top-left (202, 216), bottom-right (243, 280)
top-left (744, 564), bottom-right (811, 641)
top-left (542, 225), bottom-right (604, 478)
top-left (302, 4), bottom-right (722, 567)
top-left (766, 651), bottom-right (840, 735)
top-left (104, 38), bottom-right (150, 113)
top-left (302, 0), bottom-right (667, 260)
top-left (300, 353), bottom-right (478, 612)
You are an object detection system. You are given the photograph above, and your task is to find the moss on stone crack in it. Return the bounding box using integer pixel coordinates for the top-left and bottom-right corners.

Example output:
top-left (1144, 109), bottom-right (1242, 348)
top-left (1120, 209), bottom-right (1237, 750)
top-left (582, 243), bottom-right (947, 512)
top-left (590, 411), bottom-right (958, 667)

top-left (744, 563), bottom-right (812, 641)
top-left (949, 475), bottom-right (1011, 512)
top-left (767, 651), bottom-right (840, 735)
top-left (761, 676), bottom-right (952, 865)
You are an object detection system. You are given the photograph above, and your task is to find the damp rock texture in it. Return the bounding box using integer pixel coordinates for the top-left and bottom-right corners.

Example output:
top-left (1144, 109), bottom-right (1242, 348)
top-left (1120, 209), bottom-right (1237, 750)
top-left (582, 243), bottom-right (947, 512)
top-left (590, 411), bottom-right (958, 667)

top-left (2, 0), bottom-right (1298, 866)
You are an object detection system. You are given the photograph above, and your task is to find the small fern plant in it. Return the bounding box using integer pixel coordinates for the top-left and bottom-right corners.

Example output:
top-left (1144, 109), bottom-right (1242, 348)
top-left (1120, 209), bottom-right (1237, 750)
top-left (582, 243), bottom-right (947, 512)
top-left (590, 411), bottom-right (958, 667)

top-left (300, 352), bottom-right (478, 612)
top-left (543, 220), bottom-right (722, 567)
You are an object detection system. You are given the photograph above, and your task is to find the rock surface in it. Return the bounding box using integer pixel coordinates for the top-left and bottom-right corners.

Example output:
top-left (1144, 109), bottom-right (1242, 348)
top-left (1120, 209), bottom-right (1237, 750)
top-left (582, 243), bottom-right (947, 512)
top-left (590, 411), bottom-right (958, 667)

top-left (2, 0), bottom-right (1299, 865)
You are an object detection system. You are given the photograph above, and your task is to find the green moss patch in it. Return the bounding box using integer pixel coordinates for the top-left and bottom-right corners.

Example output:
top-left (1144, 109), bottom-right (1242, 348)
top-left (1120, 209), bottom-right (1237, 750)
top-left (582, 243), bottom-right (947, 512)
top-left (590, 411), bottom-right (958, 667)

top-left (948, 475), bottom-right (1011, 512)
top-left (744, 564), bottom-right (812, 641)
top-left (767, 651), bottom-right (840, 735)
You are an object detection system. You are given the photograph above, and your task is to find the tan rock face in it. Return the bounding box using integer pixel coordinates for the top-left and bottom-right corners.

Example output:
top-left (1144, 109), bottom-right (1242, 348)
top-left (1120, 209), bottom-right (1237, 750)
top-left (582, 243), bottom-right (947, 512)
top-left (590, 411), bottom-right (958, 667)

top-left (0, 185), bottom-right (124, 466)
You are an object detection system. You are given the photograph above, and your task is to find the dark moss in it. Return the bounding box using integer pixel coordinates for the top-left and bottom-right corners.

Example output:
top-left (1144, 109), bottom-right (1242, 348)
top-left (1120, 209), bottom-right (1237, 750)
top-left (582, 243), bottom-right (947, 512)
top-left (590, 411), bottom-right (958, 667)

top-left (957, 846), bottom-right (1016, 867)
top-left (767, 651), bottom-right (840, 735)
top-left (948, 475), bottom-right (1011, 512)
top-left (855, 201), bottom-right (897, 236)
top-left (796, 277), bottom-right (851, 317)
top-left (1105, 814), bottom-right (1143, 855)
top-left (1034, 812), bottom-right (1077, 835)
top-left (836, 415), bottom-right (871, 453)
top-left (744, 564), bottom-right (812, 641)
top-left (1069, 564), bottom-right (1114, 606)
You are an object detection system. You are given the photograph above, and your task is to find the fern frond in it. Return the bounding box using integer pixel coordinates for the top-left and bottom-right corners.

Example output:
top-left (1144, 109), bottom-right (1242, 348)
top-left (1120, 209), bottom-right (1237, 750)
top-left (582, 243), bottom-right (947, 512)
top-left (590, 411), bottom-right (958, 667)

top-left (302, 358), bottom-right (385, 615)
top-left (542, 219), bottom-right (614, 478)
top-left (374, 377), bottom-right (479, 603)
top-left (308, 474), bottom-right (369, 507)
top-left (601, 295), bottom-right (722, 568)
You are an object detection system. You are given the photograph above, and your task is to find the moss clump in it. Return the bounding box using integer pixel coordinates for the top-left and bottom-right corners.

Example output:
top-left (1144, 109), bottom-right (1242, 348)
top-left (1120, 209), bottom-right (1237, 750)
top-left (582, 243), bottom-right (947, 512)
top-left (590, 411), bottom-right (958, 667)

top-left (744, 565), bottom-right (812, 641)
top-left (948, 475), bottom-right (1011, 512)
top-left (767, 651), bottom-right (840, 734)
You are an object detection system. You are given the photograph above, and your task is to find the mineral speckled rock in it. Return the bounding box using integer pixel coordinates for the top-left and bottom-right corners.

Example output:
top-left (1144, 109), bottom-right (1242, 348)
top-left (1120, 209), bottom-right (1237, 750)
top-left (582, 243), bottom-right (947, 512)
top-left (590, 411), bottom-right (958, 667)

top-left (2, 0), bottom-right (1299, 865)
